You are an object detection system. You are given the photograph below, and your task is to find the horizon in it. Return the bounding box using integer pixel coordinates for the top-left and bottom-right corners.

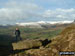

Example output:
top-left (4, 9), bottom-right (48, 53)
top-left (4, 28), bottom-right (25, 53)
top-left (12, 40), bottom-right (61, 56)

top-left (0, 20), bottom-right (74, 25)
top-left (0, 0), bottom-right (75, 24)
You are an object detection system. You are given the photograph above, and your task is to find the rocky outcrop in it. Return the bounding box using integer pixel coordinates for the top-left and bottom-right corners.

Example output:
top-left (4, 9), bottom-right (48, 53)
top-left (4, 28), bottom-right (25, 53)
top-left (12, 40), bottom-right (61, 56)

top-left (12, 40), bottom-right (42, 50)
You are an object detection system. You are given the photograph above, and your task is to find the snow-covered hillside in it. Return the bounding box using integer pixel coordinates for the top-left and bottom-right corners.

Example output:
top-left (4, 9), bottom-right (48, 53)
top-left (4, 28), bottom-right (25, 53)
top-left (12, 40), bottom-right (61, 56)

top-left (16, 21), bottom-right (73, 26)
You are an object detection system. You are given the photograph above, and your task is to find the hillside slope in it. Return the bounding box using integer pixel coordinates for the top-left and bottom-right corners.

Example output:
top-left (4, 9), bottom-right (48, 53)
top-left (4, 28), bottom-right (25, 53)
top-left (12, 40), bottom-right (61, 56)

top-left (8, 24), bottom-right (75, 56)
top-left (25, 24), bottom-right (75, 56)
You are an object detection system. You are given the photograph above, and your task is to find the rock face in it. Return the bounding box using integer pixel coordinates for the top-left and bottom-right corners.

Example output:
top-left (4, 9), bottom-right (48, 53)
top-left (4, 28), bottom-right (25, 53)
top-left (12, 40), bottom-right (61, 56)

top-left (12, 40), bottom-right (42, 50)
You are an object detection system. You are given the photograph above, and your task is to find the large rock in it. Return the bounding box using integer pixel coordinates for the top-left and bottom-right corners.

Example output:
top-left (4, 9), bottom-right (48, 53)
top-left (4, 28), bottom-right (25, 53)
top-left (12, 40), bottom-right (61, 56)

top-left (12, 40), bottom-right (42, 50)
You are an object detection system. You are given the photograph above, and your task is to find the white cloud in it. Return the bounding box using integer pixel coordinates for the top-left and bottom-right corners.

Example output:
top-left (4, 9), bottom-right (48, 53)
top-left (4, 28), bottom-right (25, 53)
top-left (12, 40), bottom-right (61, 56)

top-left (56, 15), bottom-right (65, 18)
top-left (56, 8), bottom-right (75, 13)
top-left (0, 0), bottom-right (75, 24)
top-left (0, 0), bottom-right (41, 24)
top-left (42, 8), bottom-right (75, 20)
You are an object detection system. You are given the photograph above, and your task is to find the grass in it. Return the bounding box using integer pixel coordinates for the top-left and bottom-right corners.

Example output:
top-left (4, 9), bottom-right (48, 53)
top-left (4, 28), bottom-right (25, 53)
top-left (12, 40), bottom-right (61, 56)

top-left (0, 26), bottom-right (62, 45)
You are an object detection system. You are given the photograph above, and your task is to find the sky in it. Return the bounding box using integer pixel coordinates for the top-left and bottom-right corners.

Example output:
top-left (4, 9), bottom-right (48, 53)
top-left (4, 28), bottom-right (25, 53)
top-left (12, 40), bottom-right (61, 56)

top-left (0, 0), bottom-right (75, 24)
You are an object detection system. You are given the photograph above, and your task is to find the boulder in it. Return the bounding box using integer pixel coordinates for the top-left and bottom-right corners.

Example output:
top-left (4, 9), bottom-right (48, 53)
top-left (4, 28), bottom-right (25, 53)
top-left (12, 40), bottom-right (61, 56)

top-left (12, 40), bottom-right (42, 50)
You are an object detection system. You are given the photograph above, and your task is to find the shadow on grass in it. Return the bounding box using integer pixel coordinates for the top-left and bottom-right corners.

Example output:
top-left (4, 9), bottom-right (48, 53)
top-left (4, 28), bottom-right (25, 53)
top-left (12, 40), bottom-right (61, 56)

top-left (40, 39), bottom-right (52, 47)
top-left (0, 34), bottom-right (13, 56)
top-left (0, 34), bottom-right (52, 56)
top-left (0, 34), bottom-right (27, 56)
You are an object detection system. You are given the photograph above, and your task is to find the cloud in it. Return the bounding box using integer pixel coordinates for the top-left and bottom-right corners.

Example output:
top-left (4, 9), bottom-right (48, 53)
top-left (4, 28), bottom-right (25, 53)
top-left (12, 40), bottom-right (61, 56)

top-left (0, 0), bottom-right (42, 24)
top-left (0, 0), bottom-right (75, 24)
top-left (42, 8), bottom-right (75, 20)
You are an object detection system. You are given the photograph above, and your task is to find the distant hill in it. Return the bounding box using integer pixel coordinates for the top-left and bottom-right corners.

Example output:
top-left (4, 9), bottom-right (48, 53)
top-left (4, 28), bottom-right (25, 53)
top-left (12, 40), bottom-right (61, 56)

top-left (0, 21), bottom-right (73, 29)
top-left (15, 21), bottom-right (73, 29)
